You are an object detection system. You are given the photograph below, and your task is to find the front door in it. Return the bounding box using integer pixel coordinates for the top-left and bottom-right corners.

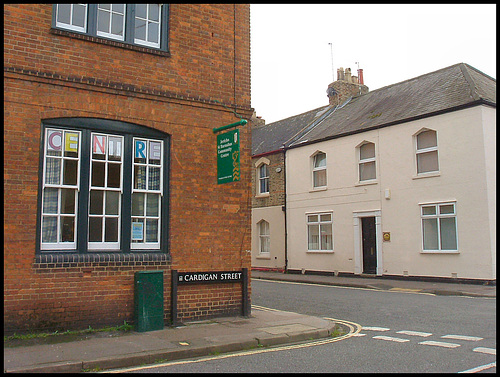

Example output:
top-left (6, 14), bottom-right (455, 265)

top-left (361, 217), bottom-right (377, 274)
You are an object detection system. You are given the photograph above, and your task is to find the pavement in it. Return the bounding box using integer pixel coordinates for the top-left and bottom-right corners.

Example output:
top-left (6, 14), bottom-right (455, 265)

top-left (4, 270), bottom-right (495, 373)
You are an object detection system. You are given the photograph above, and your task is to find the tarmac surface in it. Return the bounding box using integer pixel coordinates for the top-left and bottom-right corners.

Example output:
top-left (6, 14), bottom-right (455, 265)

top-left (4, 270), bottom-right (496, 373)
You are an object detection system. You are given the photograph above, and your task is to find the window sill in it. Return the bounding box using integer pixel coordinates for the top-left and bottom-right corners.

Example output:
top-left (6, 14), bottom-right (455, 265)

top-left (309, 187), bottom-right (327, 193)
top-left (355, 180), bottom-right (378, 187)
top-left (419, 250), bottom-right (459, 254)
top-left (255, 193), bottom-right (270, 198)
top-left (413, 171), bottom-right (440, 180)
top-left (256, 254), bottom-right (271, 260)
top-left (51, 28), bottom-right (170, 57)
top-left (34, 252), bottom-right (170, 265)
top-left (306, 250), bottom-right (334, 254)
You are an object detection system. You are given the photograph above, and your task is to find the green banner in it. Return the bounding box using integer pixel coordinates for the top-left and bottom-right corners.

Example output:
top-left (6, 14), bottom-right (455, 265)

top-left (217, 129), bottom-right (240, 184)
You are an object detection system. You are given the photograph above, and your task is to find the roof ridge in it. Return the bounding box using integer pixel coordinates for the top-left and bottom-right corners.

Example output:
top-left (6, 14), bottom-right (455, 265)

top-left (459, 63), bottom-right (481, 101)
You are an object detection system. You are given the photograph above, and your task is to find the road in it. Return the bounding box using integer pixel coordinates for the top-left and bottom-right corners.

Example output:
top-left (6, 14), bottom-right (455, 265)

top-left (116, 279), bottom-right (496, 373)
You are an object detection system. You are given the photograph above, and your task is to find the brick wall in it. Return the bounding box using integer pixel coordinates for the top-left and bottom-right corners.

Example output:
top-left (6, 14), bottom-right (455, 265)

top-left (251, 152), bottom-right (286, 208)
top-left (4, 4), bottom-right (252, 334)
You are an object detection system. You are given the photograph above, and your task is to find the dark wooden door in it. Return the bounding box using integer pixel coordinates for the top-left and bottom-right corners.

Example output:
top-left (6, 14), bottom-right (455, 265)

top-left (361, 217), bottom-right (377, 274)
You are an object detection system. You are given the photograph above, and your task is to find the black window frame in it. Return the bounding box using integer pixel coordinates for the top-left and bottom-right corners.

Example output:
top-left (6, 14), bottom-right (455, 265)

top-left (36, 117), bottom-right (170, 255)
top-left (51, 4), bottom-right (170, 53)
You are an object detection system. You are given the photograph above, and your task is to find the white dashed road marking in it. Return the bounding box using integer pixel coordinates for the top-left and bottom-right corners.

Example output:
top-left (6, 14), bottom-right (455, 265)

top-left (396, 330), bottom-right (432, 337)
top-left (419, 340), bottom-right (461, 348)
top-left (362, 326), bottom-right (390, 331)
top-left (458, 361), bottom-right (496, 373)
top-left (373, 335), bottom-right (410, 343)
top-left (441, 334), bottom-right (483, 341)
top-left (473, 347), bottom-right (496, 355)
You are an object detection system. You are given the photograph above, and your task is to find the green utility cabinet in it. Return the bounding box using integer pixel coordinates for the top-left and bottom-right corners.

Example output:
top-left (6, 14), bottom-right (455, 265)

top-left (134, 270), bottom-right (164, 332)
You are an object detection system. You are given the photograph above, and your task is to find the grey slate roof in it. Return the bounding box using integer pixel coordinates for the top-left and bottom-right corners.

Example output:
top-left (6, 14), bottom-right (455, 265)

top-left (252, 63), bottom-right (495, 155)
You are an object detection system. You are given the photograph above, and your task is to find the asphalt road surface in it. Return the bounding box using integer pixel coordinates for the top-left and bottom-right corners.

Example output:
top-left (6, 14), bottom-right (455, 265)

top-left (115, 279), bottom-right (496, 373)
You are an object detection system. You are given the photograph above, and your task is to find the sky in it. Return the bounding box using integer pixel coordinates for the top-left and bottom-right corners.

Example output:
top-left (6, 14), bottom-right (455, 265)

top-left (250, 4), bottom-right (496, 124)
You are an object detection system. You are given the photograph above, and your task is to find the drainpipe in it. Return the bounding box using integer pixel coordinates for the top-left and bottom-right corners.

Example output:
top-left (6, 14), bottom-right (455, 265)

top-left (282, 144), bottom-right (288, 272)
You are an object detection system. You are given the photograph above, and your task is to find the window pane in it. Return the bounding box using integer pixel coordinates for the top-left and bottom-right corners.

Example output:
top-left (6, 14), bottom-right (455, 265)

top-left (259, 164), bottom-right (268, 178)
top-left (308, 224), bottom-right (319, 250)
top-left (90, 190), bottom-right (104, 215)
top-left (307, 215), bottom-right (318, 223)
top-left (43, 188), bottom-right (59, 214)
top-left (111, 13), bottom-right (124, 36)
top-left (360, 143), bottom-right (375, 160)
top-left (105, 191), bottom-right (120, 215)
top-left (60, 216), bottom-right (75, 242)
top-left (359, 161), bottom-right (376, 181)
top-left (60, 188), bottom-right (75, 214)
top-left (260, 235), bottom-right (270, 253)
top-left (92, 161), bottom-right (105, 187)
top-left (320, 224), bottom-right (333, 250)
top-left (148, 21), bottom-right (159, 43)
top-left (42, 217), bottom-right (57, 243)
top-left (135, 18), bottom-right (146, 40)
top-left (417, 130), bottom-right (437, 150)
top-left (108, 136), bottom-right (122, 161)
top-left (108, 163), bottom-right (121, 188)
top-left (72, 4), bottom-right (87, 28)
top-left (136, 4), bottom-right (147, 18)
top-left (105, 218), bottom-right (119, 242)
top-left (440, 217), bottom-right (457, 250)
top-left (112, 4), bottom-right (124, 13)
top-left (148, 166), bottom-right (161, 190)
top-left (89, 217), bottom-right (103, 242)
top-left (313, 169), bottom-right (326, 187)
top-left (57, 4), bottom-right (71, 24)
top-left (259, 221), bottom-right (269, 235)
top-left (63, 159), bottom-right (78, 185)
top-left (145, 219), bottom-right (158, 242)
top-left (422, 218), bottom-right (438, 250)
top-left (417, 151), bottom-right (439, 173)
top-left (132, 193), bottom-right (145, 216)
top-left (149, 4), bottom-right (160, 21)
top-left (314, 153), bottom-right (326, 168)
top-left (134, 165), bottom-right (146, 189)
top-left (320, 214), bottom-right (331, 222)
top-left (439, 204), bottom-right (455, 215)
top-left (45, 158), bottom-right (61, 185)
top-left (97, 9), bottom-right (110, 33)
top-left (132, 219), bottom-right (144, 242)
top-left (422, 206), bottom-right (436, 216)
top-left (146, 194), bottom-right (159, 216)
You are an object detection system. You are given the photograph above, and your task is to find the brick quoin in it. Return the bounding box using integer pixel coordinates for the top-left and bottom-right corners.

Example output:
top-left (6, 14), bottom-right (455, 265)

top-left (4, 4), bottom-right (252, 334)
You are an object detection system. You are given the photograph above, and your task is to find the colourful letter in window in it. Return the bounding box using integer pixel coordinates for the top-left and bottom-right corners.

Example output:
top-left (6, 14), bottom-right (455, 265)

top-left (65, 132), bottom-right (79, 152)
top-left (93, 134), bottom-right (106, 155)
top-left (150, 142), bottom-right (161, 161)
top-left (135, 140), bottom-right (146, 159)
top-left (47, 130), bottom-right (63, 151)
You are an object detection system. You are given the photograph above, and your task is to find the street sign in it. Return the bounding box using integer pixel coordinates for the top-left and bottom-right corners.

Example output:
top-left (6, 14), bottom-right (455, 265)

top-left (217, 129), bottom-right (240, 184)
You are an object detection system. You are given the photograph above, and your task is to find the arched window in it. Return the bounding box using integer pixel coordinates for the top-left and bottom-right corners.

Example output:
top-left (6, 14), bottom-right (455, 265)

top-left (312, 152), bottom-right (327, 188)
top-left (258, 220), bottom-right (270, 254)
top-left (358, 142), bottom-right (376, 182)
top-left (415, 129), bottom-right (439, 174)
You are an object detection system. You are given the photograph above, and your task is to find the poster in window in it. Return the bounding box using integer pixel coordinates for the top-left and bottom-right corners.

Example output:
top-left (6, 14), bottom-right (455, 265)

top-left (132, 222), bottom-right (144, 241)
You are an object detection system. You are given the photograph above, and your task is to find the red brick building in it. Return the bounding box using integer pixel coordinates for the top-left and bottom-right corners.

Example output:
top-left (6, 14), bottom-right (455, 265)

top-left (4, 4), bottom-right (252, 333)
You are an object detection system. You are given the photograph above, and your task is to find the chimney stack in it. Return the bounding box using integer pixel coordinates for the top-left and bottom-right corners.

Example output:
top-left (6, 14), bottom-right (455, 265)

top-left (327, 67), bottom-right (369, 106)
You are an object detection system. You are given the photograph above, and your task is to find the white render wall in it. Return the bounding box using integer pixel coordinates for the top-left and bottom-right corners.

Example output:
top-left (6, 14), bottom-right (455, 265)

top-left (286, 106), bottom-right (496, 280)
top-left (251, 205), bottom-right (286, 270)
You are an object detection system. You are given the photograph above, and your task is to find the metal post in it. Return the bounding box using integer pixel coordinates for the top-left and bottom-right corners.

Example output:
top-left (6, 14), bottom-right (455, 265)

top-left (242, 268), bottom-right (250, 317)
top-left (171, 270), bottom-right (178, 326)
